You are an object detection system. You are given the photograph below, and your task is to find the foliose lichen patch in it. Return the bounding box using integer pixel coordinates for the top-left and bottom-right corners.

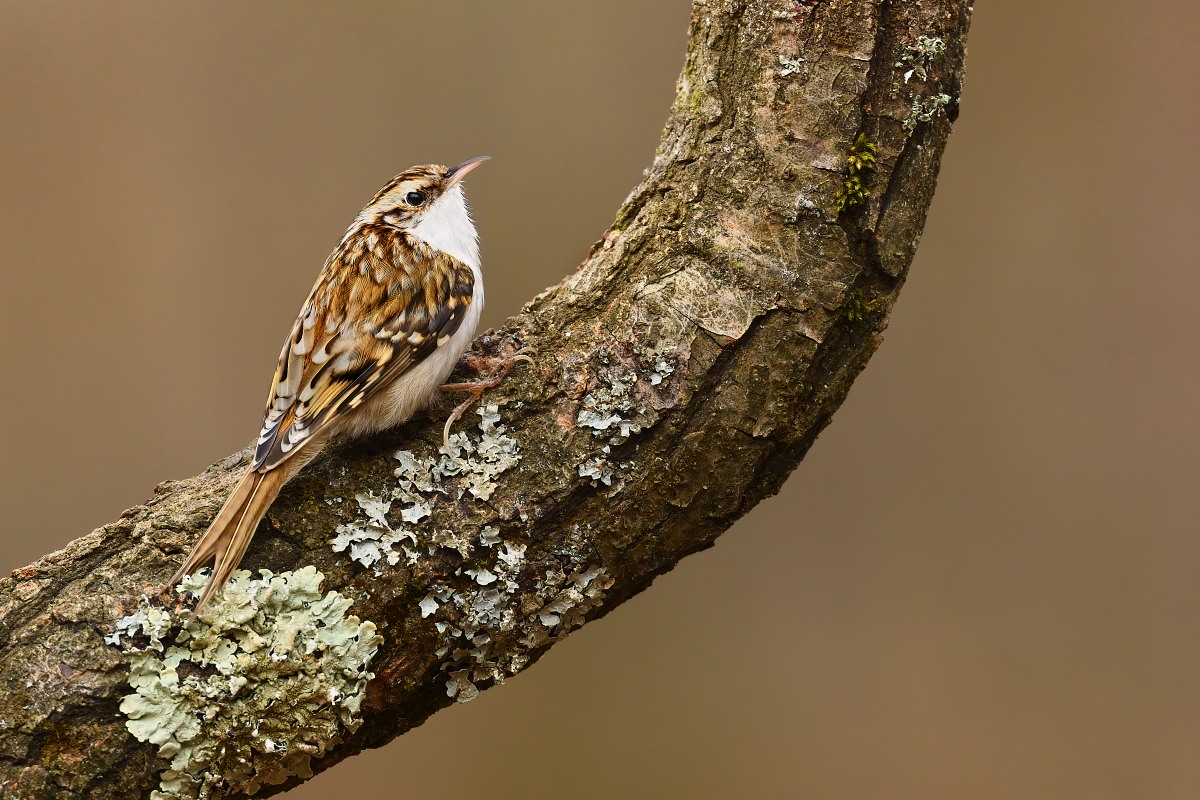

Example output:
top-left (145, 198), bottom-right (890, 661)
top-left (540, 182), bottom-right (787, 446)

top-left (323, 382), bottom-right (614, 706)
top-left (578, 450), bottom-right (631, 489)
top-left (904, 92), bottom-right (953, 133)
top-left (330, 404), bottom-right (521, 569)
top-left (777, 53), bottom-right (805, 79)
top-left (109, 568), bottom-right (381, 800)
top-left (892, 35), bottom-right (954, 133)
top-left (573, 346), bottom-right (676, 491)
top-left (417, 524), bottom-right (614, 703)
top-left (895, 35), bottom-right (945, 86)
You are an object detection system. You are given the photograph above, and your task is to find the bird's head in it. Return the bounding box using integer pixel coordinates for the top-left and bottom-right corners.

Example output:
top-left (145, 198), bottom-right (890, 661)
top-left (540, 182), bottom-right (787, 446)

top-left (358, 156), bottom-right (489, 268)
top-left (363, 157), bottom-right (488, 230)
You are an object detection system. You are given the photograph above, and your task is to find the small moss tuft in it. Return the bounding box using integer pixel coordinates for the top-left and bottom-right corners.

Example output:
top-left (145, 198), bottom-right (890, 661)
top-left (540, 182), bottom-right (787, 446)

top-left (845, 288), bottom-right (878, 322)
top-left (835, 133), bottom-right (878, 214)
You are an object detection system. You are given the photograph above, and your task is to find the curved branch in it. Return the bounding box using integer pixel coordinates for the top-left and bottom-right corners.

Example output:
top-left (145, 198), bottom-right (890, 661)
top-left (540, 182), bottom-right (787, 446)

top-left (0, 1), bottom-right (972, 797)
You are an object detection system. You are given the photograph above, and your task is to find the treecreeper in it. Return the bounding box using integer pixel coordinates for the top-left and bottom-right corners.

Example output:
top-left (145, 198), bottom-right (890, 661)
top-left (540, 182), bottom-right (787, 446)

top-left (172, 156), bottom-right (523, 609)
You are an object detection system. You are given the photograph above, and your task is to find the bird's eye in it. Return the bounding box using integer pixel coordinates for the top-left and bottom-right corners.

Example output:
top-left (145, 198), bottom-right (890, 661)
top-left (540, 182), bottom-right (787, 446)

top-left (405, 190), bottom-right (427, 207)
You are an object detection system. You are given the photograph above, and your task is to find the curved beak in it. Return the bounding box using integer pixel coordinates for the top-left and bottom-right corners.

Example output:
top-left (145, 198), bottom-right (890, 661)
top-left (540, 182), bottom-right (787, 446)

top-left (445, 155), bottom-right (490, 189)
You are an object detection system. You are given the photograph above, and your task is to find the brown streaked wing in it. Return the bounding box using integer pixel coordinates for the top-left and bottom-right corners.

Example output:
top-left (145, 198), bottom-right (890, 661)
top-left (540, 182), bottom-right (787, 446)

top-left (252, 229), bottom-right (474, 471)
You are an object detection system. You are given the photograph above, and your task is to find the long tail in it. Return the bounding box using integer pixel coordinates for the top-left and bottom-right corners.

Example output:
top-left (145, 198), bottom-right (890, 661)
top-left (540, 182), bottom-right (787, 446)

top-left (170, 468), bottom-right (286, 611)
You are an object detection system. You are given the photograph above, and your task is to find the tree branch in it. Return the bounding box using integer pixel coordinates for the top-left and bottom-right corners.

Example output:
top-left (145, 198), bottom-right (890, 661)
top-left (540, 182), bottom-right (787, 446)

top-left (0, 1), bottom-right (972, 797)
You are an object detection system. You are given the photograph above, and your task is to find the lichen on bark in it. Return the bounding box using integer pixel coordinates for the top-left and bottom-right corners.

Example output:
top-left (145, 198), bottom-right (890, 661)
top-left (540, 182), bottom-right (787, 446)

top-left (114, 568), bottom-right (380, 799)
top-left (0, 1), bottom-right (971, 797)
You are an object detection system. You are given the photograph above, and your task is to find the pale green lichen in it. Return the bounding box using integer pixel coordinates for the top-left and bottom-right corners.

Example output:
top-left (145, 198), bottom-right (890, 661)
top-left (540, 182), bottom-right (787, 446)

top-left (576, 368), bottom-right (639, 440)
top-left (422, 544), bottom-right (612, 703)
top-left (413, 523), bottom-right (614, 705)
top-left (574, 347), bottom-right (676, 444)
top-left (111, 568), bottom-right (381, 800)
top-left (578, 454), bottom-right (615, 486)
top-left (573, 346), bottom-right (675, 490)
top-left (892, 35), bottom-right (954, 133)
top-left (648, 351), bottom-right (675, 386)
top-left (331, 404), bottom-right (521, 569)
top-left (896, 35), bottom-right (946, 85)
top-left (777, 53), bottom-right (804, 78)
top-left (904, 92), bottom-right (953, 133)
top-left (578, 446), bottom-right (634, 491)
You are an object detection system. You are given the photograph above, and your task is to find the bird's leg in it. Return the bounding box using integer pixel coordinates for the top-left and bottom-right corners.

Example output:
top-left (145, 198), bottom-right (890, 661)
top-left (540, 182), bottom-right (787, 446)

top-left (439, 347), bottom-right (535, 448)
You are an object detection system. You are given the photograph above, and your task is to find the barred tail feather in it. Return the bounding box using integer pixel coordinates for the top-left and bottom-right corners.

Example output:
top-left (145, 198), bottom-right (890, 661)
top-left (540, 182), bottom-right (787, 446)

top-left (170, 468), bottom-right (286, 611)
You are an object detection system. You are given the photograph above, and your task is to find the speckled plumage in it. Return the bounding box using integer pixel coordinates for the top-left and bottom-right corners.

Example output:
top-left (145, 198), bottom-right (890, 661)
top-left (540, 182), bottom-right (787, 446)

top-left (173, 158), bottom-right (489, 609)
top-left (255, 223), bottom-right (476, 469)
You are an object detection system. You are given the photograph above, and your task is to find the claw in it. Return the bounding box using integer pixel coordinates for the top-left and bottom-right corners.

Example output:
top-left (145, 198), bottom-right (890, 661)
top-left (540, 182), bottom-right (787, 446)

top-left (439, 347), bottom-right (535, 449)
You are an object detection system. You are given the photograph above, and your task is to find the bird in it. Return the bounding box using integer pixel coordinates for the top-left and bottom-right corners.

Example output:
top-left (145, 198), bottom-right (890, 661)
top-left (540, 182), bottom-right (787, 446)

top-left (172, 156), bottom-right (491, 611)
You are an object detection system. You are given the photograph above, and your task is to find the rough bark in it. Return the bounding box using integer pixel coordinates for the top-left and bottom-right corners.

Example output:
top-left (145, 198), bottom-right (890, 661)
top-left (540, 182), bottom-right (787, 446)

top-left (0, 1), bottom-right (971, 797)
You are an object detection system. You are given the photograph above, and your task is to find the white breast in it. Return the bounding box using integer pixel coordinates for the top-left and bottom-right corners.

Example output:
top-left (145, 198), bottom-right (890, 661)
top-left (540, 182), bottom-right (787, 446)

top-left (409, 184), bottom-right (480, 272)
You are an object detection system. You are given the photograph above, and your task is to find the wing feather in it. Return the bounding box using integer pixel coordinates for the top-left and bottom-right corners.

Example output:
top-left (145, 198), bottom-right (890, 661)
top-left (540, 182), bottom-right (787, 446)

top-left (253, 227), bottom-right (474, 471)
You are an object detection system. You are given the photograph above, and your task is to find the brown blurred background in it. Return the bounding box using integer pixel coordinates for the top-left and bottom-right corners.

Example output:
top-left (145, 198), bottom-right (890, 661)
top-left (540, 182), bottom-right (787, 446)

top-left (1, 2), bottom-right (1197, 798)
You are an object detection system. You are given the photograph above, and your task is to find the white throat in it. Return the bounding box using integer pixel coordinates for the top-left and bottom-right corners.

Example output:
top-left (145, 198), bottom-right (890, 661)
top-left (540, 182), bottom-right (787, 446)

top-left (408, 184), bottom-right (480, 272)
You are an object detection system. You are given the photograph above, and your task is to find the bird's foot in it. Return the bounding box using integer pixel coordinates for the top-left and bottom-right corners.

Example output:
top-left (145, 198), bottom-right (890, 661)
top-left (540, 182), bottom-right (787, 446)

top-left (439, 346), bottom-right (535, 448)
